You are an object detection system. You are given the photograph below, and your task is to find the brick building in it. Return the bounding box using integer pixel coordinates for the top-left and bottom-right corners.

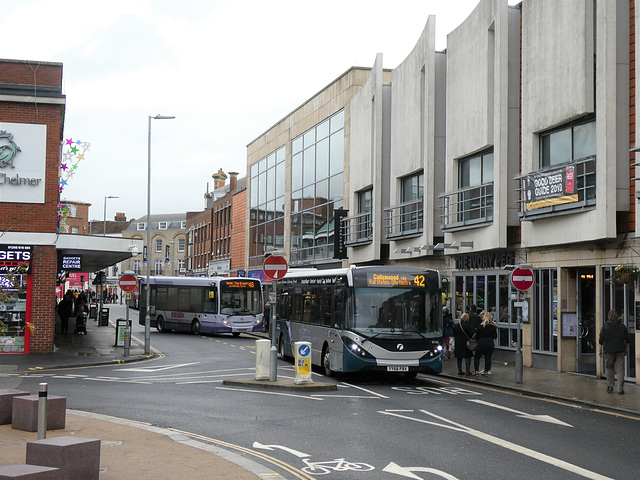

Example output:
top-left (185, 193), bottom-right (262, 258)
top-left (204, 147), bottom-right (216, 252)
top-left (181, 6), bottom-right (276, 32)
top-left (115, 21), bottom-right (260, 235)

top-left (0, 58), bottom-right (142, 354)
top-left (186, 170), bottom-right (246, 277)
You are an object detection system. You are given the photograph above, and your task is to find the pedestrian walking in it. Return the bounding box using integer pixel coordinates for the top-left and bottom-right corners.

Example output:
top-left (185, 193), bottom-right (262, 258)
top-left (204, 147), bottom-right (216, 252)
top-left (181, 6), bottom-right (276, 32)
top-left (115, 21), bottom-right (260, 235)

top-left (57, 291), bottom-right (73, 334)
top-left (454, 313), bottom-right (474, 375)
top-left (442, 306), bottom-right (454, 359)
top-left (598, 310), bottom-right (631, 395)
top-left (473, 311), bottom-right (498, 376)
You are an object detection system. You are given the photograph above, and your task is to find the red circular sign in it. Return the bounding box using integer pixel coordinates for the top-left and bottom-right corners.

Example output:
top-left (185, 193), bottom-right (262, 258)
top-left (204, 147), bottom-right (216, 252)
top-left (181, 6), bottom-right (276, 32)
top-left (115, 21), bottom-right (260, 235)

top-left (511, 267), bottom-right (534, 291)
top-left (118, 274), bottom-right (138, 293)
top-left (263, 255), bottom-right (288, 281)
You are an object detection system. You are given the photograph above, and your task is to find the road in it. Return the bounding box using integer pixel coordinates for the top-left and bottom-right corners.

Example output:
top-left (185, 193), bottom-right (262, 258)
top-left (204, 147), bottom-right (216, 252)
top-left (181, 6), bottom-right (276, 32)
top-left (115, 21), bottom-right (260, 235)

top-left (6, 305), bottom-right (640, 479)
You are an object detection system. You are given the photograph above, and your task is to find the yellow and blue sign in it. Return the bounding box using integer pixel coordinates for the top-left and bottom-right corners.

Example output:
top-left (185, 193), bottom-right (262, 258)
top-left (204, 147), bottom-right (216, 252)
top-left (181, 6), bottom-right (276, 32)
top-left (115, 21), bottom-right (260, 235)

top-left (294, 341), bottom-right (312, 384)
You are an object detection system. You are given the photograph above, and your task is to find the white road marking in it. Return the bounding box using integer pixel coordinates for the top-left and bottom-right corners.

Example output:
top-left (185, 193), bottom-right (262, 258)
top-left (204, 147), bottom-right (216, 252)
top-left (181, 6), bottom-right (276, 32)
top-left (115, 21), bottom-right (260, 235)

top-left (379, 409), bottom-right (613, 480)
top-left (216, 386), bottom-right (324, 400)
top-left (383, 461), bottom-right (459, 480)
top-left (468, 399), bottom-right (573, 427)
top-left (252, 442), bottom-right (311, 458)
top-left (117, 362), bottom-right (200, 372)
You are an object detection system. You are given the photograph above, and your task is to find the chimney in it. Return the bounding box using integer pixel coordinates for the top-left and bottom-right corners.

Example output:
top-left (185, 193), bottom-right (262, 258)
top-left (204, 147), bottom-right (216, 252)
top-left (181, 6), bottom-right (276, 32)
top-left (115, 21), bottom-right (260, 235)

top-left (229, 172), bottom-right (238, 192)
top-left (212, 168), bottom-right (228, 190)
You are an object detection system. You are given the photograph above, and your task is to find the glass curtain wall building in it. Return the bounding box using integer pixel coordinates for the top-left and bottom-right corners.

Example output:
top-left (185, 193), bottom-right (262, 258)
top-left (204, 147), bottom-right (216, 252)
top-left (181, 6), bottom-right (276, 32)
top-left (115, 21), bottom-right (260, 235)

top-left (248, 110), bottom-right (345, 269)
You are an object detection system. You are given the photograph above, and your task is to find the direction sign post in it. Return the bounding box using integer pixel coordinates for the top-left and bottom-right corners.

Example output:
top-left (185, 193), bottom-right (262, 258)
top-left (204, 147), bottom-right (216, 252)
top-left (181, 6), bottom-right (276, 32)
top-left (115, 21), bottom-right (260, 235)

top-left (510, 267), bottom-right (534, 291)
top-left (263, 255), bottom-right (289, 381)
top-left (119, 272), bottom-right (137, 356)
top-left (118, 274), bottom-right (138, 293)
top-left (510, 266), bottom-right (534, 385)
top-left (263, 255), bottom-right (288, 281)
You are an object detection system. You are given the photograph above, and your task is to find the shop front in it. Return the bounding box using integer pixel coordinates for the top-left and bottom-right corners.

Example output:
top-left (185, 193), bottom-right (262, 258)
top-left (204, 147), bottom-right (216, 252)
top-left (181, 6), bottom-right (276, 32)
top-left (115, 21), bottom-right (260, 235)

top-left (0, 245), bottom-right (33, 354)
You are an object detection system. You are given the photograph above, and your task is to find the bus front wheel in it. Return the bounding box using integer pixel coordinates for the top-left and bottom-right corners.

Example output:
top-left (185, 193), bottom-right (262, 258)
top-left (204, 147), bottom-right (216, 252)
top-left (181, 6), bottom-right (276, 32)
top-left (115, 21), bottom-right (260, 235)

top-left (322, 345), bottom-right (334, 377)
top-left (277, 334), bottom-right (287, 360)
top-left (191, 320), bottom-right (201, 335)
top-left (156, 316), bottom-right (166, 333)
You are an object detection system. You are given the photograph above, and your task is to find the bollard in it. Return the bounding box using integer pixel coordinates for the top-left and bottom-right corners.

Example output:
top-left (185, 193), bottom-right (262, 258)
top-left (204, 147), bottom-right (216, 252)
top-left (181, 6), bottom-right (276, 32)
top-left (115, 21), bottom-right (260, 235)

top-left (37, 383), bottom-right (47, 440)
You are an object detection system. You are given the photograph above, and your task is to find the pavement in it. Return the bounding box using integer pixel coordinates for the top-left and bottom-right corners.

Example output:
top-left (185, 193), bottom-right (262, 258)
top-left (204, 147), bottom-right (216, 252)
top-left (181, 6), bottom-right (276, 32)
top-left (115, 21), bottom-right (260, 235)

top-left (0, 307), bottom-right (638, 478)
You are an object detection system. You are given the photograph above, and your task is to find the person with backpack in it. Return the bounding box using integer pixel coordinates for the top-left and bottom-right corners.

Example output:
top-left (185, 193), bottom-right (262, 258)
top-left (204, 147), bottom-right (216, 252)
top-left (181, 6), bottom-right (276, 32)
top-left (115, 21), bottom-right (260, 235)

top-left (598, 310), bottom-right (631, 395)
top-left (57, 291), bottom-right (73, 334)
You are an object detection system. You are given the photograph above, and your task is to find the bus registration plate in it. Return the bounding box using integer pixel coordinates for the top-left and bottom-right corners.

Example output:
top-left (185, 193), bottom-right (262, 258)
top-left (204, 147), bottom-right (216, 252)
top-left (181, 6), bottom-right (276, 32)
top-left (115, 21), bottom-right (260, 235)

top-left (387, 366), bottom-right (409, 372)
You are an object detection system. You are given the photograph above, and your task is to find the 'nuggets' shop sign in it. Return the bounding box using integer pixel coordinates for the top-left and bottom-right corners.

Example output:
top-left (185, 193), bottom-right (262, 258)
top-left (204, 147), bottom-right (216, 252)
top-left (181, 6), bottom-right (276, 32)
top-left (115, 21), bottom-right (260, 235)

top-left (0, 245), bottom-right (33, 274)
top-left (524, 165), bottom-right (578, 210)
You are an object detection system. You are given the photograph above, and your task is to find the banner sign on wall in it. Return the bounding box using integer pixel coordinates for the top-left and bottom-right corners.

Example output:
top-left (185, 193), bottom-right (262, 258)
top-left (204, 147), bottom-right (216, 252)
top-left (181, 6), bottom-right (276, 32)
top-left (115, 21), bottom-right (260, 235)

top-left (0, 244), bottom-right (33, 274)
top-left (0, 123), bottom-right (47, 204)
top-left (524, 165), bottom-right (578, 210)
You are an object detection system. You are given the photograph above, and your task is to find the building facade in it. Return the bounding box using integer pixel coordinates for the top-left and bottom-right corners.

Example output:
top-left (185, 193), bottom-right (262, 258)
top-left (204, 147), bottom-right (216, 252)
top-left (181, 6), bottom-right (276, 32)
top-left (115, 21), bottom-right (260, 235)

top-left (121, 214), bottom-right (186, 278)
top-left (245, 0), bottom-right (640, 384)
top-left (186, 170), bottom-right (246, 277)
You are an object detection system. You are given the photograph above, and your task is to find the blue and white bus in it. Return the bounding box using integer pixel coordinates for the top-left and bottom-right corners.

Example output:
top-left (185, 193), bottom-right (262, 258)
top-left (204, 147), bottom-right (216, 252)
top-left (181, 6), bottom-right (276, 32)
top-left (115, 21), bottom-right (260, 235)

top-left (275, 265), bottom-right (444, 378)
top-left (138, 276), bottom-right (263, 336)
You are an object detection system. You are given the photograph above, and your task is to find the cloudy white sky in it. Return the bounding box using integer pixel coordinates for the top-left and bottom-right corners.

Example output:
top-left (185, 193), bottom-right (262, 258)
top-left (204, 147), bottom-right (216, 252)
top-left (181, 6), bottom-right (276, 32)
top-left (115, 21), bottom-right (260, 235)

top-left (2, 0), bottom-right (517, 222)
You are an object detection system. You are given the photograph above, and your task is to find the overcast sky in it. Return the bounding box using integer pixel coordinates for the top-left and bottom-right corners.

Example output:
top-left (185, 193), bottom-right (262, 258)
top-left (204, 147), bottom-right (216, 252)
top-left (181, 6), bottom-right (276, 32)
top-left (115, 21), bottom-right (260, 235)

top-left (2, 0), bottom-right (517, 222)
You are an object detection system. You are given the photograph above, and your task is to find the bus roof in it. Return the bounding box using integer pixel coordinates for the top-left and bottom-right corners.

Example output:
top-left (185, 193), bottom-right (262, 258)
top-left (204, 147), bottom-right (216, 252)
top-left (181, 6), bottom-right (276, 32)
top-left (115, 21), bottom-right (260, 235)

top-left (139, 276), bottom-right (261, 287)
top-left (281, 265), bottom-right (440, 286)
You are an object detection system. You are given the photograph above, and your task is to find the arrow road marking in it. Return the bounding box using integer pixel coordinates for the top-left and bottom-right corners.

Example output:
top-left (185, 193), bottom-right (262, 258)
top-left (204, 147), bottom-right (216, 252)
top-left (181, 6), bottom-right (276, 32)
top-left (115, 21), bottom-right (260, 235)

top-left (467, 399), bottom-right (573, 427)
top-left (383, 462), bottom-right (459, 480)
top-left (117, 362), bottom-right (199, 372)
top-left (379, 410), bottom-right (613, 480)
top-left (252, 442), bottom-right (311, 458)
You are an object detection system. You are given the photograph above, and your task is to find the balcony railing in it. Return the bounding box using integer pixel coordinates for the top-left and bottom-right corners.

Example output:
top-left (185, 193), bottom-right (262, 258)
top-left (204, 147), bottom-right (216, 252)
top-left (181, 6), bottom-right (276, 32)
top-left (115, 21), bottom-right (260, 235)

top-left (343, 212), bottom-right (373, 246)
top-left (383, 198), bottom-right (424, 239)
top-left (439, 182), bottom-right (494, 231)
top-left (517, 155), bottom-right (596, 218)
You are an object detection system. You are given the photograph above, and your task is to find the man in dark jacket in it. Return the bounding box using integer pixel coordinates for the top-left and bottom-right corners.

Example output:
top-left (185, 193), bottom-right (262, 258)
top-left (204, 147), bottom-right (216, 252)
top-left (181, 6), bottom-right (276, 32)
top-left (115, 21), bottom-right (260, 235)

top-left (598, 310), bottom-right (631, 395)
top-left (57, 291), bottom-right (73, 334)
top-left (468, 304), bottom-right (482, 334)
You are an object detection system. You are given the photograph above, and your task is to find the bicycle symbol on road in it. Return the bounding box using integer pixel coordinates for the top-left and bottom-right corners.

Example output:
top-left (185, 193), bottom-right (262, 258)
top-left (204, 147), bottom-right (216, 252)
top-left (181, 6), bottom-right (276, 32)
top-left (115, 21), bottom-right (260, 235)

top-left (300, 457), bottom-right (374, 475)
top-left (253, 442), bottom-right (374, 475)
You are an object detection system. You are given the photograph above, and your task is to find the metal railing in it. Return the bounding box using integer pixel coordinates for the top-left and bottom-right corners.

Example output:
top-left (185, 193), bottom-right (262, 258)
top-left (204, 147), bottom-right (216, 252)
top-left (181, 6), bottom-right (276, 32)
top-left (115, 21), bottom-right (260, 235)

top-left (517, 155), bottom-right (596, 218)
top-left (439, 182), bottom-right (494, 230)
top-left (383, 198), bottom-right (424, 239)
top-left (343, 212), bottom-right (373, 245)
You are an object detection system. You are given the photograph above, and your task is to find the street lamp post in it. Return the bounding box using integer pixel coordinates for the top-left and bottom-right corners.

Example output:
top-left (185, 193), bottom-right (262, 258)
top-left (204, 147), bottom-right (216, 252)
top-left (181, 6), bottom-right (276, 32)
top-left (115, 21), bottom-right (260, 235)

top-left (103, 195), bottom-right (118, 236)
top-left (145, 114), bottom-right (175, 355)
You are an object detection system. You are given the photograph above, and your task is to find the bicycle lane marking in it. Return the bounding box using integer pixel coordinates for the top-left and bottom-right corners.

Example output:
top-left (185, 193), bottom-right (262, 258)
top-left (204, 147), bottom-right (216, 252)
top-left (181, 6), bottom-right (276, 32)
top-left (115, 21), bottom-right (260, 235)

top-left (379, 409), bottom-right (614, 480)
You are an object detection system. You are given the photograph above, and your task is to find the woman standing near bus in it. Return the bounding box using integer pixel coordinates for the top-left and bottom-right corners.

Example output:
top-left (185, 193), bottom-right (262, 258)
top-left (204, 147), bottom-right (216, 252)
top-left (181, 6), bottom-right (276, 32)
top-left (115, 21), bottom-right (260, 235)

top-left (472, 311), bottom-right (498, 376)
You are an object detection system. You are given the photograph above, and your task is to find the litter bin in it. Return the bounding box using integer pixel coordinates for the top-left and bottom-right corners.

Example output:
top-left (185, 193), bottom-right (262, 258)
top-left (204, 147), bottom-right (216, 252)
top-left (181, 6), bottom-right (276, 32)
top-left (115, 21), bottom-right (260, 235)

top-left (115, 319), bottom-right (131, 347)
top-left (99, 308), bottom-right (109, 326)
top-left (89, 303), bottom-right (98, 320)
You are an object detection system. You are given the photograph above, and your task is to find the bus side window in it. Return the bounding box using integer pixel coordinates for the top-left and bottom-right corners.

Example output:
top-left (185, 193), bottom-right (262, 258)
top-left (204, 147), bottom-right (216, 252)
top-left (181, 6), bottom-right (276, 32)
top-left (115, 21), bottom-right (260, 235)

top-left (333, 287), bottom-right (345, 329)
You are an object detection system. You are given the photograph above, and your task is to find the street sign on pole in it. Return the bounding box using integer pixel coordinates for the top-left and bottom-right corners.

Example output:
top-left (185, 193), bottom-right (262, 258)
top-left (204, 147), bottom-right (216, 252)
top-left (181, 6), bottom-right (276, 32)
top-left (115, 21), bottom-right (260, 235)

top-left (510, 267), bottom-right (534, 291)
top-left (118, 274), bottom-right (138, 293)
top-left (263, 255), bottom-right (288, 281)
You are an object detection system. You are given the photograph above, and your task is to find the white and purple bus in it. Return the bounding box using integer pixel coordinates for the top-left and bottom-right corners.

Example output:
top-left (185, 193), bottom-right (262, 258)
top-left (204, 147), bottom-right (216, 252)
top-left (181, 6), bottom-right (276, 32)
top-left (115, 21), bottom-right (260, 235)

top-left (138, 276), bottom-right (263, 336)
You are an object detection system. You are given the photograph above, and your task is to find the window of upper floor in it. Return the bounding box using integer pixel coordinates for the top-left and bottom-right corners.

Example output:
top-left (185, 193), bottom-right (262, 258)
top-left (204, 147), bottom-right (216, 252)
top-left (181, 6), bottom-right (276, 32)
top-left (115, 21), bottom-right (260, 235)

top-left (178, 238), bottom-right (185, 252)
top-left (68, 205), bottom-right (77, 218)
top-left (137, 222), bottom-right (146, 231)
top-left (519, 119), bottom-right (596, 218)
top-left (459, 151), bottom-right (493, 188)
top-left (155, 239), bottom-right (162, 253)
top-left (540, 120), bottom-right (595, 167)
top-left (384, 172), bottom-right (424, 239)
top-left (159, 221), bottom-right (169, 230)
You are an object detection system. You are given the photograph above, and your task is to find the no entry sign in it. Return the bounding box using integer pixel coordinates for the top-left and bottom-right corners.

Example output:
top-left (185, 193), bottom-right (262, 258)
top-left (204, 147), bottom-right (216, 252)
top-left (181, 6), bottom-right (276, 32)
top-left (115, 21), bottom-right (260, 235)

top-left (118, 274), bottom-right (138, 293)
top-left (263, 255), bottom-right (288, 281)
top-left (511, 267), bottom-right (534, 291)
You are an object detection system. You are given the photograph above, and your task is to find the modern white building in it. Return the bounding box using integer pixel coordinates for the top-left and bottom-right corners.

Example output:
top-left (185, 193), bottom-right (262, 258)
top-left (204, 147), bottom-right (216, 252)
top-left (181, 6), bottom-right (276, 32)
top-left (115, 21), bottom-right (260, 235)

top-left (246, 0), bottom-right (639, 385)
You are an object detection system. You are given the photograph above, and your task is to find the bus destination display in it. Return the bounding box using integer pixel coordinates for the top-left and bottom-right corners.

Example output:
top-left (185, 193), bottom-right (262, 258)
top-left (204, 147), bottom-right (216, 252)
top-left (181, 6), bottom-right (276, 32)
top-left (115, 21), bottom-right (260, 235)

top-left (367, 273), bottom-right (427, 288)
top-left (223, 280), bottom-right (257, 289)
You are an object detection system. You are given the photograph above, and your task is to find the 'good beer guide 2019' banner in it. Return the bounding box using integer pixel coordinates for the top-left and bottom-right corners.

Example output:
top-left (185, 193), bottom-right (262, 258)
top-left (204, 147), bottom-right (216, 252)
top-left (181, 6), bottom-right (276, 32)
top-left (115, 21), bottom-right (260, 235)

top-left (525, 165), bottom-right (578, 210)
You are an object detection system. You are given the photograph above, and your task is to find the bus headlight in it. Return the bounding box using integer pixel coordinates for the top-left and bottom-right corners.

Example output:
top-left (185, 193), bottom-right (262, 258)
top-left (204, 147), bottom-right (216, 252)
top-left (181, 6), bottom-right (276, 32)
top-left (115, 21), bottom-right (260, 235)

top-left (222, 319), bottom-right (230, 326)
top-left (342, 337), bottom-right (374, 359)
